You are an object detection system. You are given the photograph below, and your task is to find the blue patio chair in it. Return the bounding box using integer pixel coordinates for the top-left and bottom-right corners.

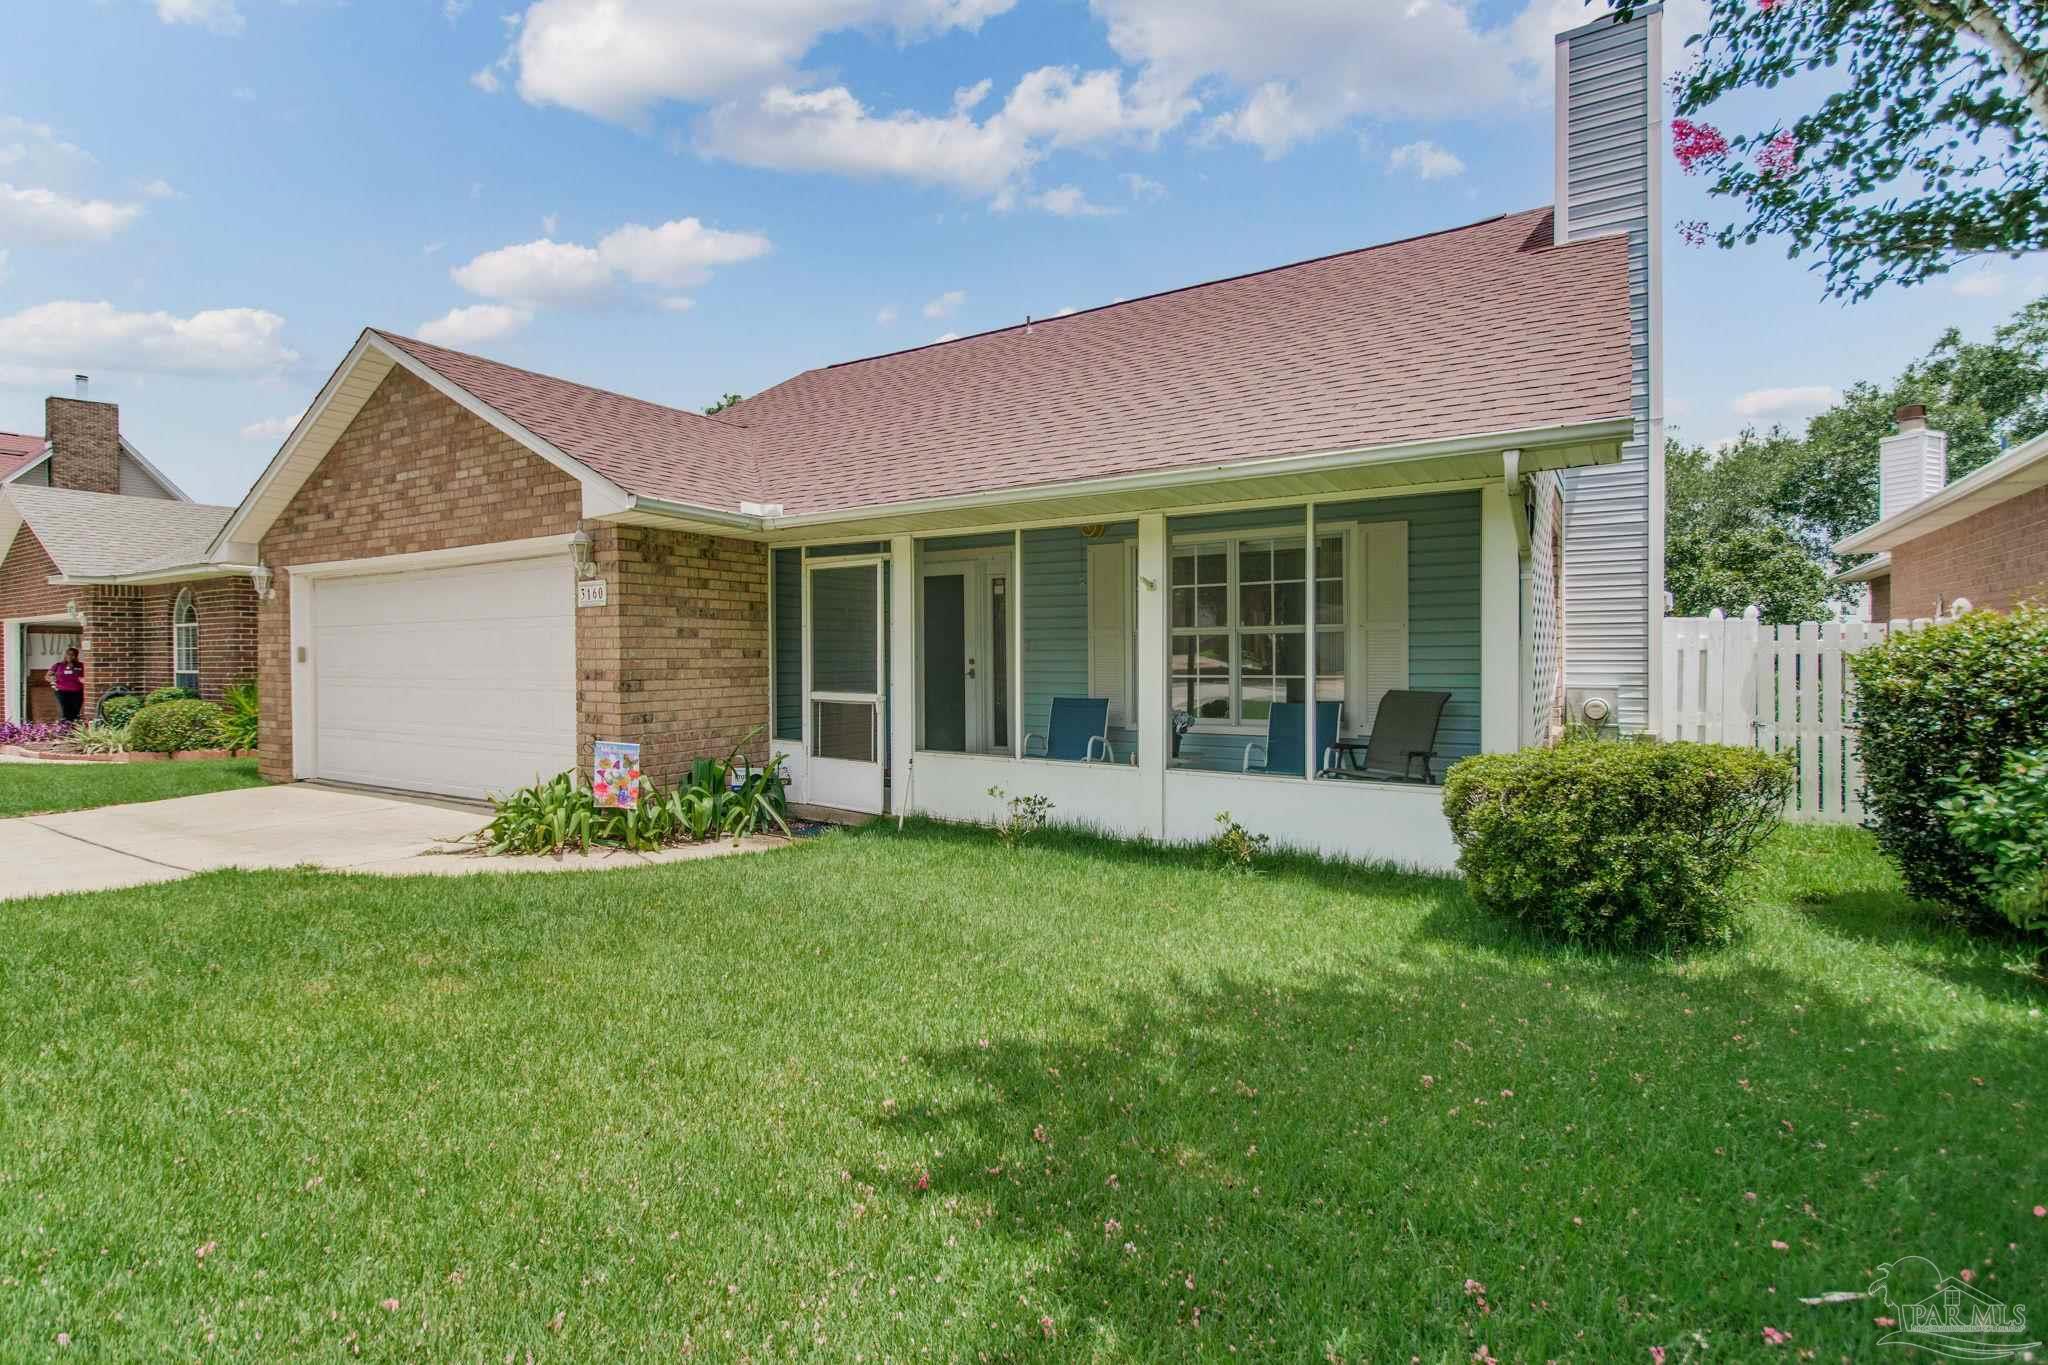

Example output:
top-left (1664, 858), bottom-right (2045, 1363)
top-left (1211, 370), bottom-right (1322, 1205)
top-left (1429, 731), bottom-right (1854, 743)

top-left (1024, 696), bottom-right (1115, 763)
top-left (1242, 700), bottom-right (1340, 776)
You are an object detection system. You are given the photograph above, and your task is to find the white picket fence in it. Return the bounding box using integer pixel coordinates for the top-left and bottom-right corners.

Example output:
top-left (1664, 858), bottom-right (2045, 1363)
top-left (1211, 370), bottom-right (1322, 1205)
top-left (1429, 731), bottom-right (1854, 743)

top-left (1659, 608), bottom-right (1933, 824)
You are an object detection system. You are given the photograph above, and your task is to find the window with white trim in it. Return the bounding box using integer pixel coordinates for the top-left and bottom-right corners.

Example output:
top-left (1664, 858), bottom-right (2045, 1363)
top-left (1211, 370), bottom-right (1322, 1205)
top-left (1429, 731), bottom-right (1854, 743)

top-left (1169, 529), bottom-right (1348, 727)
top-left (173, 589), bottom-right (199, 693)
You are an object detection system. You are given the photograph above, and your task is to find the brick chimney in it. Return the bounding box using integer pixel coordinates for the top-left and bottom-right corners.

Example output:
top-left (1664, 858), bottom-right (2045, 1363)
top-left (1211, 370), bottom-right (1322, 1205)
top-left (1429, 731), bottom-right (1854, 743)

top-left (44, 376), bottom-right (122, 494)
top-left (1878, 403), bottom-right (1947, 522)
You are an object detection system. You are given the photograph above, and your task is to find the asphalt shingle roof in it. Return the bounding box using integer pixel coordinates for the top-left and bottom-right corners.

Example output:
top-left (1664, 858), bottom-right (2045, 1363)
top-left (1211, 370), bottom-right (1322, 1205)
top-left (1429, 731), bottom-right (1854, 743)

top-left (0, 431), bottom-right (45, 481)
top-left (373, 207), bottom-right (1632, 518)
top-left (7, 485), bottom-right (235, 578)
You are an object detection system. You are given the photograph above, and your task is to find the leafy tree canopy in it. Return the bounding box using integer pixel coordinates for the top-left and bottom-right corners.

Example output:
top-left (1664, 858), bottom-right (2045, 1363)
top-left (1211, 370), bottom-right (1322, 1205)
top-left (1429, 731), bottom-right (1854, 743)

top-left (1609, 0), bottom-right (2046, 299)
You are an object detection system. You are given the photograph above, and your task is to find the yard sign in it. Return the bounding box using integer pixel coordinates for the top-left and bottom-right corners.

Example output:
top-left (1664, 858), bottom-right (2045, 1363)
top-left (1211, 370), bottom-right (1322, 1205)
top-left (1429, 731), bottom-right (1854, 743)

top-left (593, 740), bottom-right (642, 809)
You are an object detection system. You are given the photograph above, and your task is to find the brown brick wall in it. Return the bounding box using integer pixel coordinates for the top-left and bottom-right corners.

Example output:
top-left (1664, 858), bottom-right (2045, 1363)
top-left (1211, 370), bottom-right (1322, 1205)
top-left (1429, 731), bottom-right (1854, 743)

top-left (1886, 484), bottom-right (2048, 619)
top-left (1866, 574), bottom-right (1890, 624)
top-left (576, 524), bottom-right (769, 790)
top-left (0, 529), bottom-right (76, 720)
top-left (254, 367), bottom-right (585, 782)
top-left (44, 397), bottom-right (121, 494)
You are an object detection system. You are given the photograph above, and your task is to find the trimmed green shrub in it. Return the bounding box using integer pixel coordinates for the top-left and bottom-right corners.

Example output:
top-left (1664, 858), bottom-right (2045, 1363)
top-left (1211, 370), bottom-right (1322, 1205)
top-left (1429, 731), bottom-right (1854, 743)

top-left (1442, 738), bottom-right (1794, 949)
top-left (142, 685), bottom-right (200, 708)
top-left (99, 692), bottom-right (143, 727)
top-left (216, 681), bottom-right (259, 751)
top-left (1939, 747), bottom-right (2048, 936)
top-left (1849, 605), bottom-right (2048, 914)
top-left (127, 699), bottom-right (224, 754)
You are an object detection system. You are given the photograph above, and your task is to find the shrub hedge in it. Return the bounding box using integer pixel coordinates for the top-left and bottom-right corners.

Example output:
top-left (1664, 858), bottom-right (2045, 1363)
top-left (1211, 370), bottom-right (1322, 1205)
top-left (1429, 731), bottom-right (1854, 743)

top-left (142, 685), bottom-right (200, 708)
top-left (127, 699), bottom-right (225, 754)
top-left (99, 693), bottom-right (143, 727)
top-left (1442, 738), bottom-right (1794, 949)
top-left (1849, 605), bottom-right (2048, 914)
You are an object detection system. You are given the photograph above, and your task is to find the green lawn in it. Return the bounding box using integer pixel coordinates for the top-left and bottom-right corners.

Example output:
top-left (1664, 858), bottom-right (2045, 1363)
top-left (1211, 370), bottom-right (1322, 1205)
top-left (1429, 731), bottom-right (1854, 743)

top-left (0, 757), bottom-right (263, 818)
top-left (0, 822), bottom-right (2039, 1360)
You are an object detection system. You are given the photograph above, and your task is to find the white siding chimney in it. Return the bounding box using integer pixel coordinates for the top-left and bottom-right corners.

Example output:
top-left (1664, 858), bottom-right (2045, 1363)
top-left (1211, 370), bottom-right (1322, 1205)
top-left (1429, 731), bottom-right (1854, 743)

top-left (1878, 404), bottom-right (1947, 522)
top-left (1554, 5), bottom-right (1663, 732)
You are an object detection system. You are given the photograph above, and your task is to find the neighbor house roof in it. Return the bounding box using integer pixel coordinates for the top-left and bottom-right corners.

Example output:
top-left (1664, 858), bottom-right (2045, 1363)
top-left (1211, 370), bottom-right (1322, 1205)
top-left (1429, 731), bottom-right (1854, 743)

top-left (1835, 428), bottom-right (2048, 555)
top-left (0, 432), bottom-right (44, 480)
top-left (363, 207), bottom-right (1631, 520)
top-left (5, 484), bottom-right (236, 580)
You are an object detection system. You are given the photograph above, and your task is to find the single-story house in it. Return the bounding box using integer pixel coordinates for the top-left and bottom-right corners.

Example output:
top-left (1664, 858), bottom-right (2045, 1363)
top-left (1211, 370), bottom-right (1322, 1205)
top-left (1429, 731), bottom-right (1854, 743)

top-left (206, 8), bottom-right (1666, 870)
top-left (1835, 405), bottom-right (2048, 621)
top-left (0, 386), bottom-right (259, 723)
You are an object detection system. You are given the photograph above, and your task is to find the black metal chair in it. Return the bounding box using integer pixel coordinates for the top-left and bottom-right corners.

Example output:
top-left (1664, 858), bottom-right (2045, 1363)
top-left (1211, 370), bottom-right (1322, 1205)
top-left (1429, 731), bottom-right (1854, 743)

top-left (1339, 689), bottom-right (1452, 783)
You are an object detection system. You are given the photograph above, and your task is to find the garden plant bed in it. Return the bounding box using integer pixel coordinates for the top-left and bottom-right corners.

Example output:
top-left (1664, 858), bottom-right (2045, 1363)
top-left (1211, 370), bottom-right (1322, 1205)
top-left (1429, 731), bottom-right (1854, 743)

top-left (0, 820), bottom-right (2038, 1359)
top-left (1, 744), bottom-right (241, 763)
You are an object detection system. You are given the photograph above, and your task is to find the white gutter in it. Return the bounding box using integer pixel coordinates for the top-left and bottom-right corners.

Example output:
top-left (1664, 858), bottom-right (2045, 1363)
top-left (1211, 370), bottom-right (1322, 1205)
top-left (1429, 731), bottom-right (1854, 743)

top-left (626, 415), bottom-right (1634, 535)
top-left (50, 562), bottom-right (261, 587)
top-left (1835, 428), bottom-right (2048, 554)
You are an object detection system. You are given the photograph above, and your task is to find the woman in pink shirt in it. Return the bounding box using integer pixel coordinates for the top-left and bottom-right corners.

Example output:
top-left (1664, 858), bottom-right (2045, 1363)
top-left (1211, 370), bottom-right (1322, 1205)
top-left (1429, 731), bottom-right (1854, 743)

top-left (48, 647), bottom-right (85, 724)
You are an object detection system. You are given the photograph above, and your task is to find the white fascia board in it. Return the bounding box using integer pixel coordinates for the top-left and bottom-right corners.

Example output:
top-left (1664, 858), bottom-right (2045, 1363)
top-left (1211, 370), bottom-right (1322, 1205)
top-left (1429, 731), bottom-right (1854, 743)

top-left (744, 415), bottom-right (1634, 534)
top-left (1834, 429), bottom-right (2048, 554)
top-left (2, 447), bottom-right (51, 485)
top-left (207, 331), bottom-right (638, 562)
top-left (1832, 552), bottom-right (1891, 585)
top-left (49, 563), bottom-right (260, 587)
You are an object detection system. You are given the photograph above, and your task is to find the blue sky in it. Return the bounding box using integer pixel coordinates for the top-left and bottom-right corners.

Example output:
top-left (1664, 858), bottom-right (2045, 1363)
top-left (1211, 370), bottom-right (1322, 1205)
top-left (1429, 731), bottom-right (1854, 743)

top-left (2, 0), bottom-right (2038, 505)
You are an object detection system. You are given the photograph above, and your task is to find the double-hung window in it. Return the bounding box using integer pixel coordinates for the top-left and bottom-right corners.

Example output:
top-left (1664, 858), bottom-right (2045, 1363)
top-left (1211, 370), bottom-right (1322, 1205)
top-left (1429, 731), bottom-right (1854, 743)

top-left (1170, 529), bottom-right (1347, 727)
top-left (173, 589), bottom-right (199, 693)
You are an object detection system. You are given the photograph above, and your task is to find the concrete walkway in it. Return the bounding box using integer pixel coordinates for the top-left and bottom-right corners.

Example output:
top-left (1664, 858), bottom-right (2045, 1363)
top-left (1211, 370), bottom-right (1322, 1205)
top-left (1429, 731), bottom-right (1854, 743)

top-left (0, 784), bottom-right (785, 901)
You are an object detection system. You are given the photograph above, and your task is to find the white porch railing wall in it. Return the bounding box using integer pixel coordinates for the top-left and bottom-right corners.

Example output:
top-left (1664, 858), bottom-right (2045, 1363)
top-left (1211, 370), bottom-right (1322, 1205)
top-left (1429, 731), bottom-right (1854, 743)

top-left (1658, 609), bottom-right (1932, 825)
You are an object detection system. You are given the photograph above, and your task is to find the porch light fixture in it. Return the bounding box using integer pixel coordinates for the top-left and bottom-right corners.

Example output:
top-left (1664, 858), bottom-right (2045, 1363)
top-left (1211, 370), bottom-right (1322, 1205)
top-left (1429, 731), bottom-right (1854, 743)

top-left (569, 530), bottom-right (595, 577)
top-left (250, 564), bottom-right (273, 599)
top-left (64, 598), bottom-right (81, 622)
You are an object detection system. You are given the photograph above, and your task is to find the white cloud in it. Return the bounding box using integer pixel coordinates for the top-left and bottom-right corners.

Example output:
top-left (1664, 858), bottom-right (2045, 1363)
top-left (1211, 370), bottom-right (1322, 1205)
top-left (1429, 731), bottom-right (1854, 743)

top-left (0, 119), bottom-right (93, 179)
top-left (448, 217), bottom-right (770, 311)
top-left (444, 0), bottom-right (472, 19)
top-left (657, 295), bottom-right (695, 312)
top-left (0, 301), bottom-right (294, 380)
top-left (452, 238), bottom-right (612, 304)
top-left (1054, 305), bottom-right (1076, 316)
top-left (470, 67), bottom-right (502, 94)
top-left (1025, 184), bottom-right (1118, 217)
top-left (416, 303), bottom-right (533, 347)
top-left (933, 331), bottom-right (960, 343)
top-left (700, 85), bottom-right (1031, 196)
top-left (1121, 172), bottom-right (1166, 200)
top-left (876, 304), bottom-right (899, 325)
top-left (995, 65), bottom-right (1189, 148)
top-left (423, 240), bottom-right (445, 256)
top-left (1387, 139), bottom-right (1465, 180)
top-left (502, 0), bottom-right (1018, 123)
top-left (139, 178), bottom-right (178, 199)
top-left (596, 217), bottom-right (770, 287)
top-left (1950, 271), bottom-right (2006, 299)
top-left (923, 289), bottom-right (966, 319)
top-left (1732, 385), bottom-right (1839, 420)
top-left (240, 409), bottom-right (304, 440)
top-left (154, 0), bottom-right (245, 35)
top-left (0, 183), bottom-right (144, 244)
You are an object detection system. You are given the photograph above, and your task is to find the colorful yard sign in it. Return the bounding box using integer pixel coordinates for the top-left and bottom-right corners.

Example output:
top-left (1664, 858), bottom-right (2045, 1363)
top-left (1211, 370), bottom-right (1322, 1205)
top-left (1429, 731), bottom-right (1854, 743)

top-left (593, 741), bottom-right (642, 809)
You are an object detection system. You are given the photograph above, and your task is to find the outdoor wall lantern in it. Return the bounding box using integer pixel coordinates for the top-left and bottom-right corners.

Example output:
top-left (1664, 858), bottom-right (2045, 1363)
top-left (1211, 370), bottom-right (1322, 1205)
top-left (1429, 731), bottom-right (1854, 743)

top-left (569, 530), bottom-right (596, 577)
top-left (250, 564), bottom-right (274, 599)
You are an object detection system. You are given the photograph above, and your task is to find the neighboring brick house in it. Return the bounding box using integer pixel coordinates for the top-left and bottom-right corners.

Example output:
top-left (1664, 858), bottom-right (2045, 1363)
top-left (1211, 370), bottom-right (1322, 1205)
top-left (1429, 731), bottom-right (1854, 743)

top-left (0, 388), bottom-right (259, 724)
top-left (1836, 406), bottom-right (2048, 621)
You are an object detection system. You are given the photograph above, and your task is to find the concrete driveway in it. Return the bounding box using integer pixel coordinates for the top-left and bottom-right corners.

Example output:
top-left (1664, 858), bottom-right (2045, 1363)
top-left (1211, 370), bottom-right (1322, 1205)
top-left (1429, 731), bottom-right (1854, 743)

top-left (0, 783), bottom-right (779, 901)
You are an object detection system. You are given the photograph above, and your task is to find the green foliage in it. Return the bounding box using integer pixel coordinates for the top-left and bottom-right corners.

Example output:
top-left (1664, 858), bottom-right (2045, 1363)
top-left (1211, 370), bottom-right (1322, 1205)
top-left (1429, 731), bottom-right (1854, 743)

top-left (471, 732), bottom-right (790, 856)
top-left (1208, 811), bottom-right (1273, 872)
top-left (74, 723), bottom-right (130, 755)
top-left (98, 693), bottom-right (142, 727)
top-left (704, 392), bottom-right (744, 415)
top-left (1939, 748), bottom-right (2048, 935)
top-left (215, 682), bottom-right (259, 752)
top-left (1666, 519), bottom-right (1832, 623)
top-left (1617, 0), bottom-right (2047, 299)
top-left (126, 699), bottom-right (225, 754)
top-left (986, 786), bottom-right (1054, 849)
top-left (1849, 606), bottom-right (2048, 914)
top-left (1443, 738), bottom-right (1793, 949)
top-left (142, 685), bottom-right (199, 708)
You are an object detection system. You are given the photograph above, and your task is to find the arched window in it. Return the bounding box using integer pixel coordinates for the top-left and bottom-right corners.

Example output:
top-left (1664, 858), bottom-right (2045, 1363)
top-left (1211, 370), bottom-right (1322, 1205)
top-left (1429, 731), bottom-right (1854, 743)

top-left (173, 589), bottom-right (199, 693)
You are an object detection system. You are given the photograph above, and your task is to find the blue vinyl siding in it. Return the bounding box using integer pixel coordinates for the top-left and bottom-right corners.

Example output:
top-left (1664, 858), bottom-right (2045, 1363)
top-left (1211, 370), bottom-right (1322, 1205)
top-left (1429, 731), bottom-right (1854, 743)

top-left (1019, 524), bottom-right (1139, 761)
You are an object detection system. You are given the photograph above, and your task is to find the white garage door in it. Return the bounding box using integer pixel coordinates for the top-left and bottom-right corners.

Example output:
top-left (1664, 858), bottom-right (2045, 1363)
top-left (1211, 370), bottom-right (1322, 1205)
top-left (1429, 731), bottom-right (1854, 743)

top-left (311, 555), bottom-right (576, 800)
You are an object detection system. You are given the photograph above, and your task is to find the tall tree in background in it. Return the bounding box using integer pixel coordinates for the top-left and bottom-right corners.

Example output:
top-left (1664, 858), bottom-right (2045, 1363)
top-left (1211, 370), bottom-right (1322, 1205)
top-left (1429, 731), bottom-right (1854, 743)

top-left (1665, 297), bottom-right (2048, 617)
top-left (1613, 0), bottom-right (2046, 299)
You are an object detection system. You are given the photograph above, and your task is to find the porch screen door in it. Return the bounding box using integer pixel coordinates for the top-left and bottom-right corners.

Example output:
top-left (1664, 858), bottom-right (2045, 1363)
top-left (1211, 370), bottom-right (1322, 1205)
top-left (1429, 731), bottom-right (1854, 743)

top-left (804, 559), bottom-right (886, 814)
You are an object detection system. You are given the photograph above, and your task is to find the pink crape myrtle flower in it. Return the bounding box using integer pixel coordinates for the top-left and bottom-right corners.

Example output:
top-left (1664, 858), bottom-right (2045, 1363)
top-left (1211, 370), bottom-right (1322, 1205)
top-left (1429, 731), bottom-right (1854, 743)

top-left (1673, 118), bottom-right (1730, 173)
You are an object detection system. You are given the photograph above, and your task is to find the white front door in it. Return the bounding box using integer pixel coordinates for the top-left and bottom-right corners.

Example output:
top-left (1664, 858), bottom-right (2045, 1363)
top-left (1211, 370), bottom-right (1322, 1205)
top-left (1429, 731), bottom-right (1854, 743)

top-left (307, 555), bottom-right (576, 800)
top-left (803, 558), bottom-right (886, 814)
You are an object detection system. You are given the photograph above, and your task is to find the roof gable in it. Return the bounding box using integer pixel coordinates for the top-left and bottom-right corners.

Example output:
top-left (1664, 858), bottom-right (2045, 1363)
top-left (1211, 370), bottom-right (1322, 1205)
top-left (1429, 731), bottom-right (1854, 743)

top-left (6, 484), bottom-right (235, 579)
